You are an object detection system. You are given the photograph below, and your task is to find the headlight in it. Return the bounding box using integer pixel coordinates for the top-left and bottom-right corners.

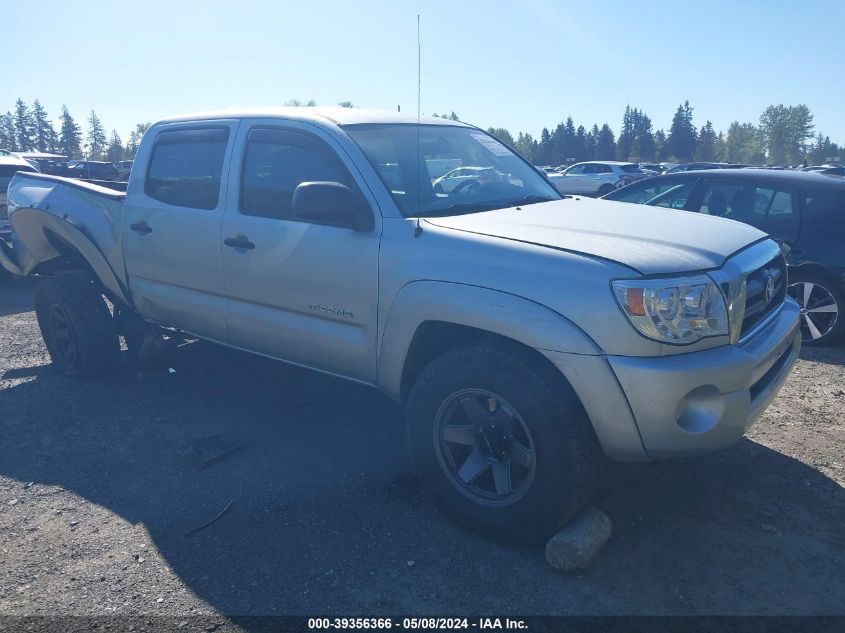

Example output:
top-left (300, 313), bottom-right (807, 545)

top-left (612, 275), bottom-right (729, 344)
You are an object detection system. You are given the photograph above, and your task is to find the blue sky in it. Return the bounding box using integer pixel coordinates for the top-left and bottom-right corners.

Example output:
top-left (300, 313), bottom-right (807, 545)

top-left (6, 0), bottom-right (844, 143)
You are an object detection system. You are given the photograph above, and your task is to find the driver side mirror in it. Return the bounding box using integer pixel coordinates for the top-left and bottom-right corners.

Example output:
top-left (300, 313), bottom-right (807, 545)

top-left (291, 181), bottom-right (374, 232)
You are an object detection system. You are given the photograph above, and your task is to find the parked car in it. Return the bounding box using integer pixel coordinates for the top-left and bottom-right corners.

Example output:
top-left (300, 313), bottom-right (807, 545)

top-left (639, 163), bottom-right (666, 175)
top-left (67, 160), bottom-right (120, 181)
top-left (604, 169), bottom-right (845, 344)
top-left (665, 162), bottom-right (745, 173)
top-left (1, 108), bottom-right (800, 541)
top-left (432, 165), bottom-right (506, 194)
top-left (549, 161), bottom-right (649, 196)
top-left (0, 155), bottom-right (39, 242)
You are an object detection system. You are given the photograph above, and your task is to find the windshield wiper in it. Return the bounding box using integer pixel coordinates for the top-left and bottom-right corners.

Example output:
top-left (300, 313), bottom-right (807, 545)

top-left (510, 195), bottom-right (562, 205)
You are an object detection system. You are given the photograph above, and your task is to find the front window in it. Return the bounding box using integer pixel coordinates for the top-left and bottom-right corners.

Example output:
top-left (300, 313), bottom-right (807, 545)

top-left (344, 124), bottom-right (559, 217)
top-left (607, 179), bottom-right (695, 209)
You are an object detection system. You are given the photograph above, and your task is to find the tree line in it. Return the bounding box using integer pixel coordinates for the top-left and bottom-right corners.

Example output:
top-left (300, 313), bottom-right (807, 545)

top-left (482, 101), bottom-right (841, 167)
top-left (2, 98), bottom-right (841, 168)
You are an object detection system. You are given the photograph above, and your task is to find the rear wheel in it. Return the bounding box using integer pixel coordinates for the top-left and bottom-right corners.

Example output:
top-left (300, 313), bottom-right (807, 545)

top-left (597, 184), bottom-right (615, 197)
top-left (35, 276), bottom-right (120, 378)
top-left (406, 344), bottom-right (597, 542)
top-left (787, 271), bottom-right (843, 345)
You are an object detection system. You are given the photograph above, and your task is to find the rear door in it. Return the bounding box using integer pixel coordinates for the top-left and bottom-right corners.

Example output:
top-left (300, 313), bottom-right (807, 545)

top-left (694, 178), bottom-right (801, 244)
top-left (122, 120), bottom-right (239, 340)
top-left (220, 120), bottom-right (381, 383)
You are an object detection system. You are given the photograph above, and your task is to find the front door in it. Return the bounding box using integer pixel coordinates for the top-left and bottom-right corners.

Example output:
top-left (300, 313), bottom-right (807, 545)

top-left (122, 121), bottom-right (239, 341)
top-left (220, 120), bottom-right (381, 383)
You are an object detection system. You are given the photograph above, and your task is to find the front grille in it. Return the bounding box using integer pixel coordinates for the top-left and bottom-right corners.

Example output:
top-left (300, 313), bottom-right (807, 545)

top-left (740, 254), bottom-right (786, 337)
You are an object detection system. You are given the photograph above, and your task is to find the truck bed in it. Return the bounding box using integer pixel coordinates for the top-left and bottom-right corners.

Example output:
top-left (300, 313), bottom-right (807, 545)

top-left (0, 172), bottom-right (128, 302)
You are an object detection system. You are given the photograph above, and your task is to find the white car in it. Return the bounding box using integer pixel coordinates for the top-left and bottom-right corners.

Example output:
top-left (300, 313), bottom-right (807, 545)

top-left (549, 161), bottom-right (649, 196)
top-left (432, 166), bottom-right (506, 194)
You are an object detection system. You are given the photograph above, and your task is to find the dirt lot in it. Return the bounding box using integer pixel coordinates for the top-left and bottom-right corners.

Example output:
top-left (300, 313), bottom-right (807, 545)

top-left (1, 276), bottom-right (843, 618)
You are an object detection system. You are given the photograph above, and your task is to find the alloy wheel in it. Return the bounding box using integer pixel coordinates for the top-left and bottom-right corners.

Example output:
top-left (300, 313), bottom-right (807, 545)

top-left (433, 389), bottom-right (536, 506)
top-left (788, 281), bottom-right (839, 342)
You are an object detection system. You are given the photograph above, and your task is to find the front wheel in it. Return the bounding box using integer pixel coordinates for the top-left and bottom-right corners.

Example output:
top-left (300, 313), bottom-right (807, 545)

top-left (406, 344), bottom-right (597, 542)
top-left (787, 272), bottom-right (843, 345)
top-left (597, 184), bottom-right (615, 197)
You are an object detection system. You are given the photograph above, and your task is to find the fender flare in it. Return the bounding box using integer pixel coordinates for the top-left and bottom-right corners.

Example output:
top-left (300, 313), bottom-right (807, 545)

top-left (377, 280), bottom-right (601, 401)
top-left (8, 207), bottom-right (132, 309)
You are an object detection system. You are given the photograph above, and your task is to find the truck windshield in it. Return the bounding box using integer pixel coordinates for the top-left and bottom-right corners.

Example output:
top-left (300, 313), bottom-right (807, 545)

top-left (344, 124), bottom-right (560, 217)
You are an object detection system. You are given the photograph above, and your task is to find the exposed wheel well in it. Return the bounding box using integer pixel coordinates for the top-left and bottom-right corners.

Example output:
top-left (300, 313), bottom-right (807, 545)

top-left (399, 321), bottom-right (571, 403)
top-left (788, 263), bottom-right (842, 289)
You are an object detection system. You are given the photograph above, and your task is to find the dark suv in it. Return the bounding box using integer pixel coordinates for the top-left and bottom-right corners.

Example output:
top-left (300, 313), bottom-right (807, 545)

top-left (604, 169), bottom-right (845, 345)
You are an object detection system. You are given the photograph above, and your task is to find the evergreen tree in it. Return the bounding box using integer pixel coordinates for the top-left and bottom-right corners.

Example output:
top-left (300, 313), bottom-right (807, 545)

top-left (714, 131), bottom-right (727, 162)
top-left (595, 124), bottom-right (616, 160)
top-left (538, 128), bottom-right (553, 165)
top-left (0, 112), bottom-right (16, 151)
top-left (586, 124), bottom-right (600, 160)
top-left (617, 105), bottom-right (633, 160)
top-left (59, 105), bottom-right (83, 159)
top-left (31, 100), bottom-right (53, 153)
top-left (654, 129), bottom-right (667, 161)
top-left (107, 130), bottom-right (124, 162)
top-left (86, 110), bottom-right (107, 160)
top-left (14, 99), bottom-right (35, 151)
top-left (574, 125), bottom-right (588, 162)
top-left (666, 101), bottom-right (697, 161)
top-left (694, 121), bottom-right (718, 161)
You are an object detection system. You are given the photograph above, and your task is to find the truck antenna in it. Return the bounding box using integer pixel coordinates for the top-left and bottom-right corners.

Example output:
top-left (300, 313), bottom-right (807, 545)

top-left (414, 13), bottom-right (423, 238)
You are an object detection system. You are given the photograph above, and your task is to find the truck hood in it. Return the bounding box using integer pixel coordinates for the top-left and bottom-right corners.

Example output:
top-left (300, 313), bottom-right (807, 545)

top-left (424, 197), bottom-right (767, 275)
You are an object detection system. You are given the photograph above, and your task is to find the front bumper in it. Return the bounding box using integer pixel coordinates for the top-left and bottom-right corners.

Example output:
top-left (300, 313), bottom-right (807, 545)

top-left (544, 298), bottom-right (801, 461)
top-left (608, 298), bottom-right (801, 458)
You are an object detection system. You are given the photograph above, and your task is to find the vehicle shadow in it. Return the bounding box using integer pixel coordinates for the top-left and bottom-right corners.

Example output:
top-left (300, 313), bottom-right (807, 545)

top-left (799, 343), bottom-right (845, 366)
top-left (0, 340), bottom-right (843, 616)
top-left (0, 276), bottom-right (36, 317)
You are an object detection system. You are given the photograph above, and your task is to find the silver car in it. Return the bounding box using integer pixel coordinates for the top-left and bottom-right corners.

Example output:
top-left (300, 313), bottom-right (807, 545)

top-left (549, 161), bottom-right (648, 196)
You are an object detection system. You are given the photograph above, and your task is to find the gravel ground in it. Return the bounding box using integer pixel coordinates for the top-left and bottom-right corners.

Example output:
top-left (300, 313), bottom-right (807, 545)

top-left (1, 276), bottom-right (843, 620)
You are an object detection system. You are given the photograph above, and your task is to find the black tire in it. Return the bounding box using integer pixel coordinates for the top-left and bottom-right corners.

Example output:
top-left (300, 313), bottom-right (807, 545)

top-left (406, 344), bottom-right (597, 543)
top-left (597, 184), bottom-right (615, 197)
top-left (35, 275), bottom-right (120, 378)
top-left (787, 270), bottom-right (844, 345)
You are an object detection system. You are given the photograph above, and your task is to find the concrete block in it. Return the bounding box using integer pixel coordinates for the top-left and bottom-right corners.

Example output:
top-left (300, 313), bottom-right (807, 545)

top-left (545, 506), bottom-right (612, 571)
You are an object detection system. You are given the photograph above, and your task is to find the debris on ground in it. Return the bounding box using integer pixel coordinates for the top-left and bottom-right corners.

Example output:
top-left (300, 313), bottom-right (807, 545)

top-left (184, 499), bottom-right (235, 537)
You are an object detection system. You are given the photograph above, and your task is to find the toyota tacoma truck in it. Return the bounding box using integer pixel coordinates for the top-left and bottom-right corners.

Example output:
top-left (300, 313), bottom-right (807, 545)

top-left (0, 108), bottom-right (802, 542)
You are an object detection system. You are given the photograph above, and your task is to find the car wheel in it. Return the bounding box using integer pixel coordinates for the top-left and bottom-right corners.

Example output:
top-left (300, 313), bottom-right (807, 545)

top-left (597, 184), bottom-right (615, 197)
top-left (406, 344), bottom-right (597, 543)
top-left (787, 272), bottom-right (844, 345)
top-left (35, 275), bottom-right (120, 378)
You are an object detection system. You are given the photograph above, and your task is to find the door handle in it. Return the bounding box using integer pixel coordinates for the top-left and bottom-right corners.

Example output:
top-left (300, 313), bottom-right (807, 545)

top-left (224, 236), bottom-right (255, 250)
top-left (129, 221), bottom-right (152, 235)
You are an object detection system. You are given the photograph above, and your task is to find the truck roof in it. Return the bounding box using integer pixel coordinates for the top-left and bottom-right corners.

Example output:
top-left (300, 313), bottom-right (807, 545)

top-left (156, 107), bottom-right (472, 128)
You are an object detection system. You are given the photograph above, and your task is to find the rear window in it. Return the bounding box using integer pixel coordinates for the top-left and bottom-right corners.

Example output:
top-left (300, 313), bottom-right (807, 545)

top-left (145, 127), bottom-right (229, 210)
top-left (620, 164), bottom-right (643, 173)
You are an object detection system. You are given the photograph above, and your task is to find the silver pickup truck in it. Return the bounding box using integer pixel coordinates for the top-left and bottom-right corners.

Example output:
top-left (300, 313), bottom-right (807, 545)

top-left (1, 108), bottom-right (801, 542)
